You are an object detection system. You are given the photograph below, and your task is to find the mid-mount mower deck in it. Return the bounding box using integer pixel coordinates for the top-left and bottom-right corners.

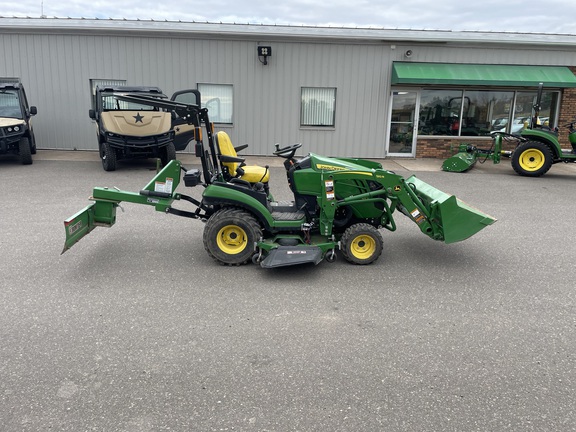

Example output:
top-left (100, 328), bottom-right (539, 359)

top-left (63, 91), bottom-right (496, 269)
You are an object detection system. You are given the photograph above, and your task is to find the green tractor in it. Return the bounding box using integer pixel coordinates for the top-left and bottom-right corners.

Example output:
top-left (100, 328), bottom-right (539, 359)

top-left (510, 118), bottom-right (576, 177)
top-left (63, 91), bottom-right (495, 268)
top-left (442, 83), bottom-right (576, 177)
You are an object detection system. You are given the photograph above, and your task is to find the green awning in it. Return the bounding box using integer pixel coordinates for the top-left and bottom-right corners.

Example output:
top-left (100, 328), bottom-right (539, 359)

top-left (391, 62), bottom-right (576, 87)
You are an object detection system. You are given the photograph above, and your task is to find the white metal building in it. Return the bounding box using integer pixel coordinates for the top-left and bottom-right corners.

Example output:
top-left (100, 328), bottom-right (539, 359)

top-left (1, 17), bottom-right (576, 158)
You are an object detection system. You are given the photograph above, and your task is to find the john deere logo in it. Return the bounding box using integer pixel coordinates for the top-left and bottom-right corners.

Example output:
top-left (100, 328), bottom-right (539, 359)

top-left (133, 113), bottom-right (144, 123)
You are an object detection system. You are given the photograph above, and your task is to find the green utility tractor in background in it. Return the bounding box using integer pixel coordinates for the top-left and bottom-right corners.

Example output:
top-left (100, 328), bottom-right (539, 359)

top-left (510, 118), bottom-right (576, 177)
top-left (442, 83), bottom-right (576, 177)
top-left (64, 91), bottom-right (495, 269)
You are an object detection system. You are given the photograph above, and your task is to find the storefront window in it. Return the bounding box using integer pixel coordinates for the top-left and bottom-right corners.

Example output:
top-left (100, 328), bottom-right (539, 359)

top-left (418, 89), bottom-right (559, 137)
top-left (462, 90), bottom-right (514, 136)
top-left (418, 89), bottom-right (463, 136)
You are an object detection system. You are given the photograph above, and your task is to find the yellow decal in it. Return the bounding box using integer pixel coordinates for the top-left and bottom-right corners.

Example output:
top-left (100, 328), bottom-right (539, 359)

top-left (316, 164), bottom-right (347, 171)
top-left (394, 185), bottom-right (401, 191)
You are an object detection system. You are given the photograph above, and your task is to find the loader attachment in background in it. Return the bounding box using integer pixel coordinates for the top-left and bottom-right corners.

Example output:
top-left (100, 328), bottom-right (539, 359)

top-left (441, 145), bottom-right (477, 173)
top-left (441, 133), bottom-right (513, 173)
top-left (406, 175), bottom-right (496, 243)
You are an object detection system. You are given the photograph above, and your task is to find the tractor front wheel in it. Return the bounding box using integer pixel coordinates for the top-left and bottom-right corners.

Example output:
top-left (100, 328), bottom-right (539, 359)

top-left (203, 208), bottom-right (261, 266)
top-left (511, 141), bottom-right (553, 177)
top-left (340, 223), bottom-right (383, 265)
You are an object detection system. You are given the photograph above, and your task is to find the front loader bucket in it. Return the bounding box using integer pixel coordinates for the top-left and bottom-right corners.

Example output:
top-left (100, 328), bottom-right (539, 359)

top-left (407, 176), bottom-right (496, 243)
top-left (441, 150), bottom-right (477, 173)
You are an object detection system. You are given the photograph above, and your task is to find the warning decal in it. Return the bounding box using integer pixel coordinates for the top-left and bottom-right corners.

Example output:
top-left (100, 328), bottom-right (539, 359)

top-left (154, 177), bottom-right (173, 194)
top-left (410, 208), bottom-right (426, 224)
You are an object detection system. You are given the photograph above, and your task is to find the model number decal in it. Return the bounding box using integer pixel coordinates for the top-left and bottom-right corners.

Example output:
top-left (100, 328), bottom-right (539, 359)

top-left (67, 220), bottom-right (83, 235)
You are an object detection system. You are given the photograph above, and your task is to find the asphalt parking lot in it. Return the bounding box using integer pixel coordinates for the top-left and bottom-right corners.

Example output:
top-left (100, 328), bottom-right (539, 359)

top-left (1, 150), bottom-right (576, 431)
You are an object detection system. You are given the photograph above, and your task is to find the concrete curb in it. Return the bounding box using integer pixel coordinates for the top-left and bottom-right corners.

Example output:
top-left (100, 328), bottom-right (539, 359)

top-left (33, 149), bottom-right (447, 172)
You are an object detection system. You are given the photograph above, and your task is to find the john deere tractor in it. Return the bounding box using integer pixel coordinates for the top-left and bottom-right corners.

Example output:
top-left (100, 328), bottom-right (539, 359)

top-left (64, 91), bottom-right (495, 268)
top-left (442, 83), bottom-right (576, 176)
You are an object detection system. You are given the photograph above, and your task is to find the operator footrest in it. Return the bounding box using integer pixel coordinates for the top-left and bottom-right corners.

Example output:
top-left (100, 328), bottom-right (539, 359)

top-left (260, 245), bottom-right (323, 268)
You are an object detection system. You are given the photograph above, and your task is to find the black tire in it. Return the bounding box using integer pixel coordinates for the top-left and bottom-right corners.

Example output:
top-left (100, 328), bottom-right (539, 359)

top-left (19, 137), bottom-right (32, 165)
top-left (340, 223), bottom-right (383, 265)
top-left (100, 141), bottom-right (117, 172)
top-left (30, 132), bottom-right (37, 154)
top-left (511, 141), bottom-right (553, 177)
top-left (160, 142), bottom-right (176, 167)
top-left (203, 208), bottom-right (261, 266)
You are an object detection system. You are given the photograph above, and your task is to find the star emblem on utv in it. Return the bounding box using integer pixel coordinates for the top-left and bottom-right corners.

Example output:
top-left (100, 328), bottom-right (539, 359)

top-left (133, 113), bottom-right (144, 123)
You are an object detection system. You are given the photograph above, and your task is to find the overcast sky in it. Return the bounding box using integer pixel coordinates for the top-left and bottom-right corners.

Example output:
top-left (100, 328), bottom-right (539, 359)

top-left (1, 0), bottom-right (576, 34)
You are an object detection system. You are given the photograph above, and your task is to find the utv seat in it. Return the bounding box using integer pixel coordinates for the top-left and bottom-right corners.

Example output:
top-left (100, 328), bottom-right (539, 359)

top-left (215, 131), bottom-right (270, 184)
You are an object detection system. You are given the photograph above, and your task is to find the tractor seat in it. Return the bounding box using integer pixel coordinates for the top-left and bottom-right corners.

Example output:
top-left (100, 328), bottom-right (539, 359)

top-left (215, 131), bottom-right (270, 183)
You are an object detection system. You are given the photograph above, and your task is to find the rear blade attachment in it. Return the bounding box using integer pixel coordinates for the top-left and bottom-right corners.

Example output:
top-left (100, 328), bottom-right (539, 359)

top-left (61, 160), bottom-right (182, 254)
top-left (407, 175), bottom-right (496, 243)
top-left (62, 199), bottom-right (118, 254)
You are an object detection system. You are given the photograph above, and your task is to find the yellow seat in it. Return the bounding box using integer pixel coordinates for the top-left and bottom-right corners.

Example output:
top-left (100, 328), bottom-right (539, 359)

top-left (215, 131), bottom-right (270, 183)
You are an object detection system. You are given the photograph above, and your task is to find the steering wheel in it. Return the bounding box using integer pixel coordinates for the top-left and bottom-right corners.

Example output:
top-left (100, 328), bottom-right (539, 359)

top-left (273, 143), bottom-right (302, 158)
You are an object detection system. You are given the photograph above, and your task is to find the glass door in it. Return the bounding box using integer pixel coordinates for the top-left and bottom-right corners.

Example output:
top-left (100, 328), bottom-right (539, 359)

top-left (387, 90), bottom-right (419, 157)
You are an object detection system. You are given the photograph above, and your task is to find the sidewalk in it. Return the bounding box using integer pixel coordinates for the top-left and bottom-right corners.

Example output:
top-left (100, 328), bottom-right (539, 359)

top-left (33, 149), bottom-right (445, 172)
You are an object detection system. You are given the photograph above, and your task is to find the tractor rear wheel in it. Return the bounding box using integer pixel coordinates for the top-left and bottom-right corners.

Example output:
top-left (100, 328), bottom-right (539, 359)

top-left (203, 208), bottom-right (261, 266)
top-left (340, 223), bottom-right (383, 265)
top-left (511, 141), bottom-right (553, 177)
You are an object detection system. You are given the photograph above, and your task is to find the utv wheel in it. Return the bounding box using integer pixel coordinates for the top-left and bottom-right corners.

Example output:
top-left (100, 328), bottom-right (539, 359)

top-left (100, 141), bottom-right (117, 172)
top-left (340, 223), bottom-right (383, 265)
top-left (19, 137), bottom-right (32, 165)
top-left (30, 133), bottom-right (37, 154)
top-left (511, 141), bottom-right (553, 177)
top-left (160, 142), bottom-right (176, 167)
top-left (203, 208), bottom-right (261, 266)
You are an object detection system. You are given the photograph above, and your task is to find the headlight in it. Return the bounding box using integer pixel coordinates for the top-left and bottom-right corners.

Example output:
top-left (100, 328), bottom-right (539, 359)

top-left (14, 126), bottom-right (20, 132)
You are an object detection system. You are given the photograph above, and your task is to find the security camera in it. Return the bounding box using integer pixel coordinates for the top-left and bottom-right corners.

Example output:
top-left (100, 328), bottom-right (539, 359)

top-left (404, 50), bottom-right (413, 58)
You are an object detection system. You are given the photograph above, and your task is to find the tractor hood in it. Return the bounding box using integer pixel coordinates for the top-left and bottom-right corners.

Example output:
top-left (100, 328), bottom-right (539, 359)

top-left (0, 118), bottom-right (25, 127)
top-left (101, 111), bottom-right (171, 137)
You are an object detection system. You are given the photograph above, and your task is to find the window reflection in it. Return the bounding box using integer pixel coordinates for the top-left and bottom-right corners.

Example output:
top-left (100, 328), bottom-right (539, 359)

top-left (417, 89), bottom-right (559, 136)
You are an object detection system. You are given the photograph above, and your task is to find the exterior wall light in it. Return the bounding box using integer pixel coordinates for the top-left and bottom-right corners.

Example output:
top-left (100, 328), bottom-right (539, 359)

top-left (258, 46), bottom-right (272, 65)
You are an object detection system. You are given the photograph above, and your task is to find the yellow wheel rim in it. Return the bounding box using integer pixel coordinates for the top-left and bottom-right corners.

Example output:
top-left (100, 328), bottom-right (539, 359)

top-left (216, 225), bottom-right (248, 255)
top-left (519, 148), bottom-right (545, 172)
top-left (350, 234), bottom-right (376, 260)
